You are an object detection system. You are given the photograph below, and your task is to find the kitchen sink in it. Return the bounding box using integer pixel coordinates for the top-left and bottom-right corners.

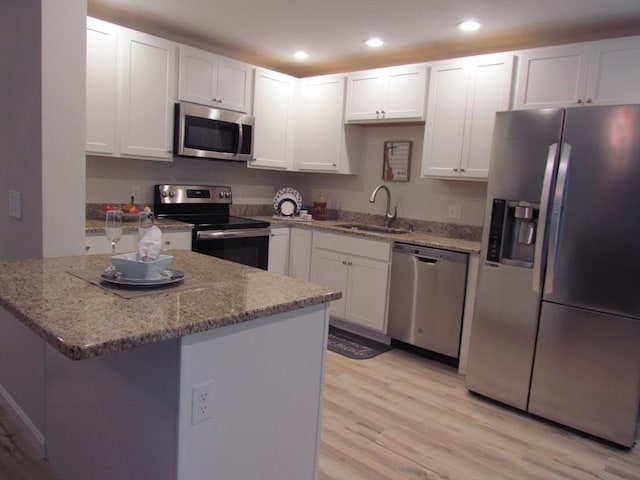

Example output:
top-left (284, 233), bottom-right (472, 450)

top-left (334, 223), bottom-right (409, 234)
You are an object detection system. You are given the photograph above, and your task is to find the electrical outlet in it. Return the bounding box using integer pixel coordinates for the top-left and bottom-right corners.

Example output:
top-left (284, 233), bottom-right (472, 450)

top-left (447, 204), bottom-right (462, 219)
top-left (191, 381), bottom-right (214, 424)
top-left (8, 191), bottom-right (22, 219)
top-left (132, 185), bottom-right (141, 202)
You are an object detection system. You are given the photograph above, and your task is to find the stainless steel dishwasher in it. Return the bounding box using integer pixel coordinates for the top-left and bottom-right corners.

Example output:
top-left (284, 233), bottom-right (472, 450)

top-left (387, 242), bottom-right (468, 359)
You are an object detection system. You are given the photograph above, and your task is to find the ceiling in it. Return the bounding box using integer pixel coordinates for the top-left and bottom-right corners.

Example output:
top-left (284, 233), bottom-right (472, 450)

top-left (88, 0), bottom-right (640, 77)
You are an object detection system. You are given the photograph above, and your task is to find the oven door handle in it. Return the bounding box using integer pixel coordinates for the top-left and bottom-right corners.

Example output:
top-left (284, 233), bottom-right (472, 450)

top-left (196, 228), bottom-right (271, 241)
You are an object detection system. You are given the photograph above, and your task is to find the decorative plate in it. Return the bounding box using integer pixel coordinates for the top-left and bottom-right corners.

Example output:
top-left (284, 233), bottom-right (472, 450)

top-left (273, 187), bottom-right (302, 216)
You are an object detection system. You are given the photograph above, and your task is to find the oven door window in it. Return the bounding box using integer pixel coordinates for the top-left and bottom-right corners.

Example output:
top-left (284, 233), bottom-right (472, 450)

top-left (184, 115), bottom-right (239, 153)
top-left (195, 234), bottom-right (269, 270)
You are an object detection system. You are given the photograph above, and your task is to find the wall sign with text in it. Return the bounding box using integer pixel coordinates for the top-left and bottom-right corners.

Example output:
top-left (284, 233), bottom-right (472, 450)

top-left (383, 141), bottom-right (411, 182)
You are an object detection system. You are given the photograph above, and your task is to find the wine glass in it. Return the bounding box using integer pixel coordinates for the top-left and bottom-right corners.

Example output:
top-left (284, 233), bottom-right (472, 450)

top-left (105, 210), bottom-right (123, 255)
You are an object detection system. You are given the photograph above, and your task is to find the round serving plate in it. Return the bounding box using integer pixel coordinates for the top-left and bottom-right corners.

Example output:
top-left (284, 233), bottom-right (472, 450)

top-left (100, 269), bottom-right (185, 287)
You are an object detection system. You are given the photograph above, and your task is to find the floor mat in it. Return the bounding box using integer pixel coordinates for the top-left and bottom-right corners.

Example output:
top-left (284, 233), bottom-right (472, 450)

top-left (327, 326), bottom-right (392, 360)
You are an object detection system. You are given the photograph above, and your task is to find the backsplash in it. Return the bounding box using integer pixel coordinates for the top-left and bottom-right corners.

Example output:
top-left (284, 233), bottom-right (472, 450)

top-left (230, 205), bottom-right (482, 242)
top-left (87, 203), bottom-right (482, 242)
top-left (329, 210), bottom-right (482, 241)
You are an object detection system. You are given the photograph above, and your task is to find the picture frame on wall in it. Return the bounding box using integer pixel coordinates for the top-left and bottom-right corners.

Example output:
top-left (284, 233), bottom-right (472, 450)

top-left (382, 141), bottom-right (411, 182)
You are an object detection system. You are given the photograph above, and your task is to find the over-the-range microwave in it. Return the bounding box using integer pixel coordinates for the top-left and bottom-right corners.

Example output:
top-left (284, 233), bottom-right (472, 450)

top-left (174, 101), bottom-right (254, 161)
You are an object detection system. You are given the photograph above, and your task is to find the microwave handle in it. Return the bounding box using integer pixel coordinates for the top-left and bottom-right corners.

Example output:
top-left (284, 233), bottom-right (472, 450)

top-left (237, 123), bottom-right (244, 156)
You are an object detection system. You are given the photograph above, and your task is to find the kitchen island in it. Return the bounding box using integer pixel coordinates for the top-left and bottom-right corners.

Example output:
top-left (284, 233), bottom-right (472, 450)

top-left (0, 250), bottom-right (340, 480)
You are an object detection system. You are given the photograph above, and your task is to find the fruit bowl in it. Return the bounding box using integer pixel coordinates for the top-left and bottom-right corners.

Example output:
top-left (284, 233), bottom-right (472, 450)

top-left (110, 252), bottom-right (173, 279)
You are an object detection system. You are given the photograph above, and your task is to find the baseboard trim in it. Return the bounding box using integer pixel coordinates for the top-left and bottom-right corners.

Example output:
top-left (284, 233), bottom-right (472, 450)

top-left (0, 382), bottom-right (46, 458)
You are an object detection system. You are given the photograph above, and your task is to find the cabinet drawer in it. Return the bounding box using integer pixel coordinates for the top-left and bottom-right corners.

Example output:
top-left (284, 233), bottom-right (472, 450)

top-left (312, 231), bottom-right (390, 261)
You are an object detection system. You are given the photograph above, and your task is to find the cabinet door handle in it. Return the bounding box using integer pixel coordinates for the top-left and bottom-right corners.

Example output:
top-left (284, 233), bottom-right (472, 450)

top-left (460, 168), bottom-right (466, 172)
top-left (380, 110), bottom-right (385, 115)
top-left (85, 245), bottom-right (90, 251)
top-left (577, 98), bottom-right (583, 104)
top-left (585, 98), bottom-right (592, 104)
top-left (342, 260), bottom-right (348, 265)
top-left (453, 167), bottom-right (458, 172)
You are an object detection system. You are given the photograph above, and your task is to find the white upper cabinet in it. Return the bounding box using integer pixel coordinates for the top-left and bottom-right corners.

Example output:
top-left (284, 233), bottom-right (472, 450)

top-left (250, 68), bottom-right (297, 170)
top-left (345, 64), bottom-right (428, 122)
top-left (86, 18), bottom-right (176, 161)
top-left (422, 53), bottom-right (514, 180)
top-left (177, 45), bottom-right (253, 113)
top-left (86, 18), bottom-right (118, 155)
top-left (514, 36), bottom-right (640, 109)
top-left (295, 74), bottom-right (362, 174)
top-left (118, 27), bottom-right (176, 160)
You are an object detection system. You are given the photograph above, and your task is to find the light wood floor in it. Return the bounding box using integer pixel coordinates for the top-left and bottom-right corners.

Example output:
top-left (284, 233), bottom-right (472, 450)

top-left (319, 349), bottom-right (640, 480)
top-left (1, 348), bottom-right (638, 479)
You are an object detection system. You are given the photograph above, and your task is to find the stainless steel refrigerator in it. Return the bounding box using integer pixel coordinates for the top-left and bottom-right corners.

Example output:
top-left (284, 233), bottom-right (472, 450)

top-left (466, 105), bottom-right (640, 448)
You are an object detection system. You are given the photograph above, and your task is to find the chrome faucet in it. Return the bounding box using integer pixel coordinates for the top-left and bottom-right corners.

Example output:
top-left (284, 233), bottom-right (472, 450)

top-left (369, 185), bottom-right (397, 228)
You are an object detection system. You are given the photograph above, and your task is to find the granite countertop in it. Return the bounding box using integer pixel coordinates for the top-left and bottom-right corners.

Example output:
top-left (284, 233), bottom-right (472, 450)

top-left (84, 204), bottom-right (481, 253)
top-left (0, 250), bottom-right (341, 361)
top-left (262, 217), bottom-right (482, 254)
top-left (85, 217), bottom-right (192, 235)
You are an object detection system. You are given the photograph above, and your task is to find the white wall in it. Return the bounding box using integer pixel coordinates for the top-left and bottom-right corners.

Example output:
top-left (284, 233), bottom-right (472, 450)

top-left (41, 0), bottom-right (87, 257)
top-left (86, 154), bottom-right (295, 206)
top-left (87, 125), bottom-right (487, 226)
top-left (0, 308), bottom-right (46, 456)
top-left (0, 0), bottom-right (43, 259)
top-left (0, 0), bottom-right (86, 461)
top-left (0, 0), bottom-right (86, 260)
top-left (291, 125), bottom-right (488, 226)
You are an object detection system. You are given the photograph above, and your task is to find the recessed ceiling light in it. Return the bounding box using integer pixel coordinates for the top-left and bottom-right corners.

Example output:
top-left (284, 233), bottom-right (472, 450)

top-left (365, 38), bottom-right (384, 48)
top-left (458, 20), bottom-right (481, 32)
top-left (293, 51), bottom-right (309, 60)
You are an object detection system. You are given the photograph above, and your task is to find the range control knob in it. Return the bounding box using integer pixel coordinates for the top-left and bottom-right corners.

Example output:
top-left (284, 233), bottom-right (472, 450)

top-left (160, 190), bottom-right (168, 198)
top-left (168, 190), bottom-right (175, 198)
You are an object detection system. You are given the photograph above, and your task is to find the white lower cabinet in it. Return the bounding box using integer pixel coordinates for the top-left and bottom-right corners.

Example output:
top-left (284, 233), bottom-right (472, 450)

top-left (310, 231), bottom-right (390, 333)
top-left (85, 231), bottom-right (192, 255)
top-left (267, 227), bottom-right (290, 274)
top-left (288, 228), bottom-right (312, 281)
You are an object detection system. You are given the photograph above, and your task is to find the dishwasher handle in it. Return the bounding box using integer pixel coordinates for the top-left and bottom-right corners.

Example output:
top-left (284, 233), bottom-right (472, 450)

top-left (416, 256), bottom-right (438, 264)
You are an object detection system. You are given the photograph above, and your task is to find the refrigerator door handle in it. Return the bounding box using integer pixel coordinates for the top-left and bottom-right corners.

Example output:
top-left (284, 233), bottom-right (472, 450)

top-left (544, 143), bottom-right (571, 295)
top-left (533, 143), bottom-right (559, 293)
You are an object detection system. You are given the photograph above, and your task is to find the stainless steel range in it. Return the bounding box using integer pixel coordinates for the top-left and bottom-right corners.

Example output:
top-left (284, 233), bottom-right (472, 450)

top-left (154, 184), bottom-right (270, 270)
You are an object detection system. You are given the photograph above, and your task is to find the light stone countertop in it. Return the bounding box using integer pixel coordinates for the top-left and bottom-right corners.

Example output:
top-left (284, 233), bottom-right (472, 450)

top-left (85, 217), bottom-right (192, 235)
top-left (262, 217), bottom-right (482, 254)
top-left (84, 207), bottom-right (481, 253)
top-left (0, 250), bottom-right (341, 361)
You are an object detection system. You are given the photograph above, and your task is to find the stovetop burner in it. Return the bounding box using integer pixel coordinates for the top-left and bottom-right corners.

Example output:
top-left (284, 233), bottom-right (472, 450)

top-left (159, 213), bottom-right (269, 230)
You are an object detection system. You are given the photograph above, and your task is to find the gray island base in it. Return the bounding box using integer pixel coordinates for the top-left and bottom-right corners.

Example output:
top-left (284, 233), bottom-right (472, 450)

top-left (0, 250), bottom-right (340, 480)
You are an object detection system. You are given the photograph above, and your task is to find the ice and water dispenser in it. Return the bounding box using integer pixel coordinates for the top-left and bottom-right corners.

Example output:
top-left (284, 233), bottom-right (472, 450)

top-left (486, 199), bottom-right (539, 267)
